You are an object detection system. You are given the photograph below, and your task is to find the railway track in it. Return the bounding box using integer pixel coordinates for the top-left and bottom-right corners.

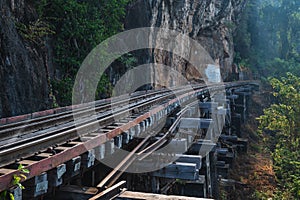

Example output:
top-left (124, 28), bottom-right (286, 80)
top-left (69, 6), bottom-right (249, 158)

top-left (0, 85), bottom-right (197, 167)
top-left (97, 105), bottom-right (194, 189)
top-left (0, 81), bottom-right (258, 196)
top-left (0, 89), bottom-right (170, 142)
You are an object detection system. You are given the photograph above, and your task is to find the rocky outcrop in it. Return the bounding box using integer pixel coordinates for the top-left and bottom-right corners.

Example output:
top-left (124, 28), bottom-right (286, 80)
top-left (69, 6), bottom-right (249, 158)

top-left (0, 0), bottom-right (246, 117)
top-left (125, 0), bottom-right (246, 85)
top-left (0, 0), bottom-right (50, 117)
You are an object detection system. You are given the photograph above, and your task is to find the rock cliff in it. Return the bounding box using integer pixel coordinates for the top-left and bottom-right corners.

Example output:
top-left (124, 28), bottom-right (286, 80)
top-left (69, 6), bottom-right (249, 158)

top-left (125, 0), bottom-right (246, 85)
top-left (0, 0), bottom-right (50, 117)
top-left (0, 0), bottom-right (245, 117)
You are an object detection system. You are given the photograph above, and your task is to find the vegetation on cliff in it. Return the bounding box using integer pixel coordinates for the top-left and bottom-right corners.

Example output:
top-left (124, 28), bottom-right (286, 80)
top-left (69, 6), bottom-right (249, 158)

top-left (234, 0), bottom-right (300, 78)
top-left (233, 0), bottom-right (300, 199)
top-left (33, 0), bottom-right (132, 106)
top-left (258, 74), bottom-right (300, 199)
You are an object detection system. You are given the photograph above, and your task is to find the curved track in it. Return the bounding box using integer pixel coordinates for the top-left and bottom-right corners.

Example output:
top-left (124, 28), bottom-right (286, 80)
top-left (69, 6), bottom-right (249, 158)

top-left (0, 81), bottom-right (259, 193)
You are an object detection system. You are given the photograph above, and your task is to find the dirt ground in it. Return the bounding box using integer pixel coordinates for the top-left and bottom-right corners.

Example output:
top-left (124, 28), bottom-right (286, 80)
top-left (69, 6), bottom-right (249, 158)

top-left (222, 84), bottom-right (277, 199)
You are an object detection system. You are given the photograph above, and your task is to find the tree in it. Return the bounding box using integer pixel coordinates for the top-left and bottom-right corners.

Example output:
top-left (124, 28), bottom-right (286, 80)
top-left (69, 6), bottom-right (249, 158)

top-left (258, 73), bottom-right (300, 199)
top-left (35, 0), bottom-right (131, 106)
top-left (234, 0), bottom-right (300, 77)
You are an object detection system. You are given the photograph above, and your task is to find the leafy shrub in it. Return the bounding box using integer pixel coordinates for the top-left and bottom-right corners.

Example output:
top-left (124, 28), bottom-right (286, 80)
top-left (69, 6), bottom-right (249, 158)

top-left (258, 73), bottom-right (300, 199)
top-left (35, 0), bottom-right (131, 106)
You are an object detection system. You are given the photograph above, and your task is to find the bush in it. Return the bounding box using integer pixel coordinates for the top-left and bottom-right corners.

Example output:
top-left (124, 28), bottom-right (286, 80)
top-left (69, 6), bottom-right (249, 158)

top-left (258, 73), bottom-right (300, 199)
top-left (35, 0), bottom-right (131, 106)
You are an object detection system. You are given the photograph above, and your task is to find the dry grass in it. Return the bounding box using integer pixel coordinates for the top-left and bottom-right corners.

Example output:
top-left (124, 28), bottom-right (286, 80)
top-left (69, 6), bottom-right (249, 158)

top-left (222, 85), bottom-right (277, 199)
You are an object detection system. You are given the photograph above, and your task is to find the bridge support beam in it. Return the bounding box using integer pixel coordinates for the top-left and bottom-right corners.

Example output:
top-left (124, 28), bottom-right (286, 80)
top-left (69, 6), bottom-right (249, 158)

top-left (48, 164), bottom-right (66, 187)
top-left (151, 163), bottom-right (199, 180)
top-left (23, 172), bottom-right (48, 198)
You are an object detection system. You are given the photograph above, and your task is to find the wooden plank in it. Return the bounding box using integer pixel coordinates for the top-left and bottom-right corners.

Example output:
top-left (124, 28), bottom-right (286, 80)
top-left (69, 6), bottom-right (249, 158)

top-left (152, 163), bottom-right (199, 180)
top-left (220, 135), bottom-right (238, 141)
top-left (0, 168), bottom-right (16, 175)
top-left (180, 118), bottom-right (213, 129)
top-left (226, 95), bottom-right (239, 100)
top-left (59, 185), bottom-right (98, 194)
top-left (81, 136), bottom-right (95, 142)
top-left (89, 181), bottom-right (126, 200)
top-left (34, 153), bottom-right (53, 158)
top-left (188, 140), bottom-right (216, 155)
top-left (68, 141), bottom-right (83, 146)
top-left (199, 102), bottom-right (218, 109)
top-left (133, 159), bottom-right (199, 174)
top-left (217, 152), bottom-right (235, 164)
top-left (164, 139), bottom-right (187, 154)
top-left (19, 160), bottom-right (38, 166)
top-left (217, 164), bottom-right (230, 178)
top-left (55, 146), bottom-right (70, 152)
top-left (118, 191), bottom-right (213, 200)
top-left (176, 155), bottom-right (202, 169)
top-left (57, 185), bottom-right (98, 200)
top-left (131, 154), bottom-right (201, 171)
top-left (217, 148), bottom-right (229, 155)
top-left (106, 126), bottom-right (119, 130)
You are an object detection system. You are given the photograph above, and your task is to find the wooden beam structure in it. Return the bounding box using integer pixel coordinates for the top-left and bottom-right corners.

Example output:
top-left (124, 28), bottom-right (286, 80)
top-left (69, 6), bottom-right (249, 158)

top-left (117, 191), bottom-right (214, 200)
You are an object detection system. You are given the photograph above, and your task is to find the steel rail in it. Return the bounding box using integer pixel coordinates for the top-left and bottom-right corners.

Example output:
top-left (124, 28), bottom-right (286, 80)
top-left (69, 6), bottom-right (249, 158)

top-left (0, 82), bottom-right (257, 159)
top-left (136, 112), bottom-right (182, 159)
top-left (0, 81), bottom-right (258, 193)
top-left (0, 93), bottom-right (163, 150)
top-left (97, 135), bottom-right (151, 188)
top-left (93, 81), bottom-right (259, 191)
top-left (0, 85), bottom-right (197, 167)
top-left (0, 82), bottom-right (257, 164)
top-left (0, 98), bottom-right (161, 166)
top-left (0, 89), bottom-right (168, 140)
top-left (97, 106), bottom-right (191, 189)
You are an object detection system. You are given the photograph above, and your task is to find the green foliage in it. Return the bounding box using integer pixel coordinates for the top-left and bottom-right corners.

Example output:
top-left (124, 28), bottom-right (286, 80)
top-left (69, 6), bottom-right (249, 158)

top-left (12, 164), bottom-right (30, 190)
top-left (35, 0), bottom-right (132, 106)
top-left (96, 75), bottom-right (113, 99)
top-left (234, 0), bottom-right (300, 77)
top-left (52, 77), bottom-right (74, 106)
top-left (234, 53), bottom-right (250, 69)
top-left (265, 58), bottom-right (300, 78)
top-left (16, 19), bottom-right (55, 45)
top-left (258, 73), bottom-right (300, 199)
top-left (0, 191), bottom-right (14, 200)
top-left (118, 54), bottom-right (138, 69)
top-left (251, 190), bottom-right (270, 200)
top-left (0, 164), bottom-right (30, 200)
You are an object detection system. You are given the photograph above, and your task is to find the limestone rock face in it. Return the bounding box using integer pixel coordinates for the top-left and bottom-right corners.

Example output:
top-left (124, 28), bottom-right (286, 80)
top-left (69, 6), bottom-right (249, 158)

top-left (0, 0), bottom-right (50, 117)
top-left (0, 0), bottom-right (245, 117)
top-left (125, 0), bottom-right (246, 86)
